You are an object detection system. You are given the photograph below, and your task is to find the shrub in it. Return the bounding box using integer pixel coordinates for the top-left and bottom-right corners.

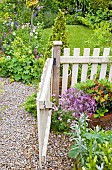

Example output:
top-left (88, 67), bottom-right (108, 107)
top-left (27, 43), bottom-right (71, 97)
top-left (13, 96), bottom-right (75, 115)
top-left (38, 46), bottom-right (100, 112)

top-left (0, 37), bottom-right (44, 84)
top-left (68, 113), bottom-right (112, 169)
top-left (51, 88), bottom-right (96, 132)
top-left (44, 9), bottom-right (69, 59)
top-left (75, 79), bottom-right (112, 118)
top-left (24, 93), bottom-right (37, 118)
top-left (89, 0), bottom-right (111, 11)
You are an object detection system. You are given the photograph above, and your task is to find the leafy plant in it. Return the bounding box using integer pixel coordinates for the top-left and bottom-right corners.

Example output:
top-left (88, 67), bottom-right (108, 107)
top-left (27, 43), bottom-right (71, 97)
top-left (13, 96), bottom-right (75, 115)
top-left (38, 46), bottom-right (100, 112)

top-left (51, 88), bottom-right (96, 132)
top-left (24, 93), bottom-right (37, 117)
top-left (0, 37), bottom-right (44, 84)
top-left (60, 88), bottom-right (97, 116)
top-left (68, 113), bottom-right (112, 169)
top-left (75, 79), bottom-right (112, 118)
top-left (44, 9), bottom-right (69, 59)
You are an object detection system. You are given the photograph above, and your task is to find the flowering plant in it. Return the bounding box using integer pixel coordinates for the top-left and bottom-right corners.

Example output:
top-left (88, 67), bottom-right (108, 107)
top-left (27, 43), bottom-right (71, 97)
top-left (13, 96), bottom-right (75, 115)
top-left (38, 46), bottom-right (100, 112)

top-left (60, 88), bottom-right (97, 117)
top-left (51, 88), bottom-right (97, 132)
top-left (75, 79), bottom-right (112, 118)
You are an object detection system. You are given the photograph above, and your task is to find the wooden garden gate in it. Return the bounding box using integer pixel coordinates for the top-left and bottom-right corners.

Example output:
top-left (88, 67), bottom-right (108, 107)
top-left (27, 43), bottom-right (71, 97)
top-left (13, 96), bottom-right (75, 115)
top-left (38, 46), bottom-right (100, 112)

top-left (36, 41), bottom-right (112, 168)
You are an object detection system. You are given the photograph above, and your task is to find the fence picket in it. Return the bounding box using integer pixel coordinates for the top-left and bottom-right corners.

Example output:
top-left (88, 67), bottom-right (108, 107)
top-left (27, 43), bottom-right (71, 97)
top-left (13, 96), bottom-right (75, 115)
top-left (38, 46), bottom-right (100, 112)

top-left (99, 48), bottom-right (110, 79)
top-left (62, 48), bottom-right (70, 94)
top-left (90, 48), bottom-right (100, 80)
top-left (71, 48), bottom-right (80, 86)
top-left (109, 64), bottom-right (112, 82)
top-left (81, 48), bottom-right (90, 82)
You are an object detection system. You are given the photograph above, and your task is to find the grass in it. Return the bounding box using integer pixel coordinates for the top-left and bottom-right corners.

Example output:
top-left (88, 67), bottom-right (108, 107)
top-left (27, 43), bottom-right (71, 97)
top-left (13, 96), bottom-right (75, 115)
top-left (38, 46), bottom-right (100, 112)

top-left (43, 25), bottom-right (96, 55)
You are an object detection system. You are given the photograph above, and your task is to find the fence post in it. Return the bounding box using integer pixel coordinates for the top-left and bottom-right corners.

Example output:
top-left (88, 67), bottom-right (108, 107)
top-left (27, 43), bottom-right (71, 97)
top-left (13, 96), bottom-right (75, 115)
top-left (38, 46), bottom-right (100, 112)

top-left (52, 41), bottom-right (62, 101)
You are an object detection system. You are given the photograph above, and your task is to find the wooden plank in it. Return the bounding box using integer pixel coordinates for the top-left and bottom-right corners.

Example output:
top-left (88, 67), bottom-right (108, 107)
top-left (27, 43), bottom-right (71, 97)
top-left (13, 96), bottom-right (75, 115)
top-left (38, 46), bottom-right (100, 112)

top-left (60, 56), bottom-right (110, 64)
top-left (37, 100), bottom-right (42, 168)
top-left (39, 101), bottom-right (52, 109)
top-left (61, 48), bottom-right (70, 94)
top-left (99, 48), bottom-right (110, 80)
top-left (90, 48), bottom-right (100, 80)
top-left (109, 64), bottom-right (112, 82)
top-left (71, 48), bottom-right (80, 86)
top-left (81, 48), bottom-right (90, 82)
top-left (52, 41), bottom-right (62, 100)
top-left (40, 58), bottom-right (53, 101)
top-left (42, 110), bottom-right (52, 158)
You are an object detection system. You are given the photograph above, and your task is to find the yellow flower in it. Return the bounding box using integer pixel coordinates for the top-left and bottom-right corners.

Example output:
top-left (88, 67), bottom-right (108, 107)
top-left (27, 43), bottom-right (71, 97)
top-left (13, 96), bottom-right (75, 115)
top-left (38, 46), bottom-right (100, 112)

top-left (26, 0), bottom-right (38, 8)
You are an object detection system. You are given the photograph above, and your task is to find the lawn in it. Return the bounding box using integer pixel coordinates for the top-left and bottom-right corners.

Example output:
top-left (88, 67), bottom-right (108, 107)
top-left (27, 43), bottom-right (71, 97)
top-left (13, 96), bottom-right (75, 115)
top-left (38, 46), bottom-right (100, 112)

top-left (43, 25), bottom-right (96, 55)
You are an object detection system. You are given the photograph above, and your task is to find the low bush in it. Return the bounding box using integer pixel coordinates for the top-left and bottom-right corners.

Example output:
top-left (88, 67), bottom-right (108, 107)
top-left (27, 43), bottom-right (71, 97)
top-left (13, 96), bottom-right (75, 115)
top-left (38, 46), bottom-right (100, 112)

top-left (24, 93), bottom-right (37, 118)
top-left (0, 37), bottom-right (44, 84)
top-left (75, 79), bottom-right (112, 118)
top-left (68, 113), bottom-right (112, 169)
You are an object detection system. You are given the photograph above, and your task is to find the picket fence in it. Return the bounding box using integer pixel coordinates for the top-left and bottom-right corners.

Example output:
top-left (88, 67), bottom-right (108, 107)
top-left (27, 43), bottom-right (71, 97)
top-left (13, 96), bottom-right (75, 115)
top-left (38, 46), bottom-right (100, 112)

top-left (36, 41), bottom-right (112, 168)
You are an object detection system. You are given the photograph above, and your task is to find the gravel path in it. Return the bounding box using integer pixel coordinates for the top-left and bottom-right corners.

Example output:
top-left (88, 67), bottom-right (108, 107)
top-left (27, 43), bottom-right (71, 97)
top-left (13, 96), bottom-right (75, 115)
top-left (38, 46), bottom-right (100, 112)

top-left (0, 78), bottom-right (74, 170)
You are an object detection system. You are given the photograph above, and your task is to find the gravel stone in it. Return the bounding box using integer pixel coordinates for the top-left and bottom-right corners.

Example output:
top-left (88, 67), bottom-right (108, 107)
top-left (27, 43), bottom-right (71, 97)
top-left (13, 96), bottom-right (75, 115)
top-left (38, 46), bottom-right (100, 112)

top-left (0, 78), bottom-right (74, 170)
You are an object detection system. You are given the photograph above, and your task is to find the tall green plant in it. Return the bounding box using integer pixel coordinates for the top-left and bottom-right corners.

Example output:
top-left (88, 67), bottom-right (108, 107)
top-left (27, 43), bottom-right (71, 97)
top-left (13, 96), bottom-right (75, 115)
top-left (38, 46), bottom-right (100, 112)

top-left (44, 9), bottom-right (69, 59)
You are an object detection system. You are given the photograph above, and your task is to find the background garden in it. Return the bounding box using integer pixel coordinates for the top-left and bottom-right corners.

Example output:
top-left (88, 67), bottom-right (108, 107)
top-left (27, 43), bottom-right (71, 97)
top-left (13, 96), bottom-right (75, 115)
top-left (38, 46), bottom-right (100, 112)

top-left (0, 0), bottom-right (112, 169)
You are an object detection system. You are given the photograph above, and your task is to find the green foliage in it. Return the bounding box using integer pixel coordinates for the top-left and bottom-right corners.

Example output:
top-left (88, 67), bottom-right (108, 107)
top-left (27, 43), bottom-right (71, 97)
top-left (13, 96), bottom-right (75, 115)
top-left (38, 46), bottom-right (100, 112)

top-left (84, 141), bottom-right (112, 169)
top-left (89, 21), bottom-right (112, 53)
top-left (89, 0), bottom-right (111, 11)
top-left (44, 9), bottom-right (69, 59)
top-left (78, 8), bottom-right (111, 28)
top-left (0, 37), bottom-right (44, 84)
top-left (75, 79), bottom-right (112, 118)
top-left (24, 93), bottom-right (37, 117)
top-left (68, 114), bottom-right (112, 169)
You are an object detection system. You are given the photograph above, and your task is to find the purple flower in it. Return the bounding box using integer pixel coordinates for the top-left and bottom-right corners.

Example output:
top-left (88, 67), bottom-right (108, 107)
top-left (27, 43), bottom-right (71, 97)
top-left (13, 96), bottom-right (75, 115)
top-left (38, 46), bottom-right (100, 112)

top-left (72, 113), bottom-right (76, 117)
top-left (67, 119), bottom-right (71, 123)
top-left (59, 87), bottom-right (97, 118)
top-left (4, 32), bottom-right (6, 37)
top-left (35, 55), bottom-right (39, 59)
top-left (10, 29), bottom-right (12, 33)
top-left (34, 49), bottom-right (37, 54)
top-left (58, 117), bottom-right (62, 121)
top-left (14, 21), bottom-right (18, 26)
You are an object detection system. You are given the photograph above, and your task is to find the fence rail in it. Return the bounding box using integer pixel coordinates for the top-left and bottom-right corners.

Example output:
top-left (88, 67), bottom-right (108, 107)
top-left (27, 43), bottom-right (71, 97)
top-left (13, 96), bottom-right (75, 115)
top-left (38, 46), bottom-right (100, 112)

top-left (37, 41), bottom-right (112, 168)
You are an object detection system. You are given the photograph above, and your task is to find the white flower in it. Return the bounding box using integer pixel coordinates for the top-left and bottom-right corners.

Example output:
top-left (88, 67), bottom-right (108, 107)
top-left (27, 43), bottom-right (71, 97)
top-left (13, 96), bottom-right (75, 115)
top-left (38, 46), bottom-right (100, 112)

top-left (22, 25), bottom-right (25, 29)
top-left (35, 32), bottom-right (38, 35)
top-left (35, 36), bottom-right (37, 39)
top-left (11, 22), bottom-right (14, 27)
top-left (30, 32), bottom-right (33, 36)
top-left (6, 56), bottom-right (11, 59)
top-left (12, 32), bottom-right (16, 36)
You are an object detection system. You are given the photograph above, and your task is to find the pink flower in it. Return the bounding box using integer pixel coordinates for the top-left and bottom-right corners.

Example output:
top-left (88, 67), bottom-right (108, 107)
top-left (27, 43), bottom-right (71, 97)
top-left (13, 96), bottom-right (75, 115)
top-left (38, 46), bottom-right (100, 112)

top-left (58, 117), bottom-right (62, 121)
top-left (67, 119), bottom-right (70, 123)
top-left (72, 112), bottom-right (76, 117)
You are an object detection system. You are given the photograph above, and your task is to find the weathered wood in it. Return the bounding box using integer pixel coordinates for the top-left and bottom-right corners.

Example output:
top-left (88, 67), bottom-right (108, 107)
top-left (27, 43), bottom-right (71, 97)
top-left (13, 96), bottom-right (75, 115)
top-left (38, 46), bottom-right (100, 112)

top-left (60, 56), bottom-right (110, 63)
top-left (42, 110), bottom-right (52, 158)
top-left (37, 58), bottom-right (53, 168)
top-left (62, 48), bottom-right (70, 94)
top-left (40, 59), bottom-right (53, 101)
top-left (81, 48), bottom-right (90, 82)
top-left (71, 48), bottom-right (80, 86)
top-left (109, 64), bottom-right (112, 82)
top-left (52, 41), bottom-right (62, 100)
top-left (90, 48), bottom-right (100, 80)
top-left (99, 48), bottom-right (110, 80)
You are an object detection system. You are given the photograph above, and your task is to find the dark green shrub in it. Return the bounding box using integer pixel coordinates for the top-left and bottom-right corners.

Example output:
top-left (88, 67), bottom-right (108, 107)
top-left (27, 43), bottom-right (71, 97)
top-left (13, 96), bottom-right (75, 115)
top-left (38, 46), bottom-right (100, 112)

top-left (89, 0), bottom-right (111, 11)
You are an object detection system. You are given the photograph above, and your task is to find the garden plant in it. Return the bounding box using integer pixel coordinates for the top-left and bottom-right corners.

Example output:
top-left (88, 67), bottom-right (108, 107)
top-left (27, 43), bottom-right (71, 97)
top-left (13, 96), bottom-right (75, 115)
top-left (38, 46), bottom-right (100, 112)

top-left (0, 0), bottom-right (112, 169)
